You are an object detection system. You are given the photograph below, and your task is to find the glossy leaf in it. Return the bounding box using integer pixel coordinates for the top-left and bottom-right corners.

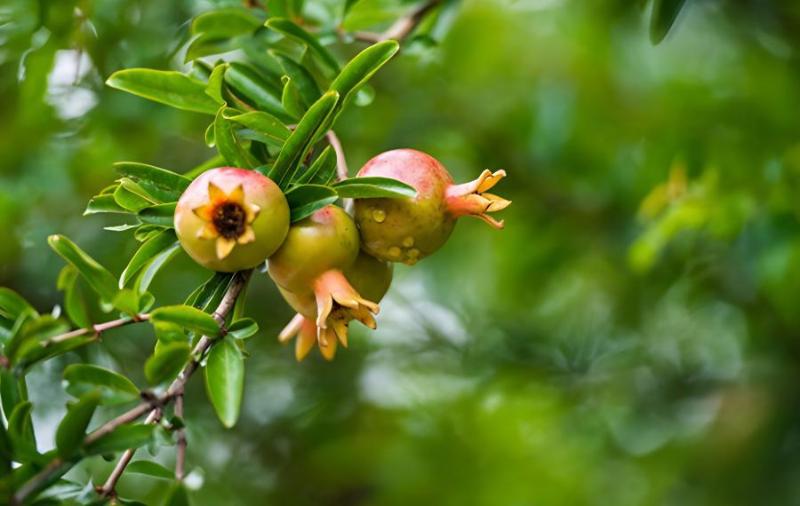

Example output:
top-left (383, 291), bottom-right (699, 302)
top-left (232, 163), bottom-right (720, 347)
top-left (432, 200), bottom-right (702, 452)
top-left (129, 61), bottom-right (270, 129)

top-left (330, 40), bottom-right (399, 107)
top-left (57, 266), bottom-right (92, 329)
top-left (214, 107), bottom-right (256, 169)
top-left (650, 0), bottom-right (687, 44)
top-left (63, 364), bottom-right (140, 405)
top-left (55, 391), bottom-right (101, 458)
top-left (205, 63), bottom-right (228, 105)
top-left (144, 341), bottom-right (191, 385)
top-left (265, 18), bottom-right (340, 73)
top-left (127, 460), bottom-right (174, 479)
top-left (270, 91), bottom-right (339, 187)
top-left (333, 176), bottom-right (416, 199)
top-left (191, 7), bottom-right (263, 38)
top-left (150, 305), bottom-right (220, 336)
top-left (228, 318), bottom-right (259, 340)
top-left (138, 203), bottom-right (176, 227)
top-left (84, 194), bottom-right (128, 215)
top-left (48, 235), bottom-right (118, 303)
top-left (223, 110), bottom-right (291, 144)
top-left (8, 401), bottom-right (37, 461)
top-left (120, 229), bottom-right (178, 289)
top-left (114, 183), bottom-right (153, 212)
top-left (84, 424), bottom-right (156, 455)
top-left (294, 145), bottom-right (337, 185)
top-left (115, 162), bottom-right (191, 194)
top-left (205, 338), bottom-right (244, 428)
top-left (106, 69), bottom-right (220, 115)
top-left (224, 63), bottom-right (288, 121)
top-left (281, 76), bottom-right (305, 119)
top-left (272, 51), bottom-right (322, 108)
top-left (285, 184), bottom-right (338, 222)
top-left (133, 243), bottom-right (182, 294)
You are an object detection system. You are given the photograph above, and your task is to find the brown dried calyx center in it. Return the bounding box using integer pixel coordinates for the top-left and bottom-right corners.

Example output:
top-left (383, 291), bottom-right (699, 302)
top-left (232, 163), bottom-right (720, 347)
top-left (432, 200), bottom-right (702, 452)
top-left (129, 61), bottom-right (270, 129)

top-left (213, 202), bottom-right (246, 239)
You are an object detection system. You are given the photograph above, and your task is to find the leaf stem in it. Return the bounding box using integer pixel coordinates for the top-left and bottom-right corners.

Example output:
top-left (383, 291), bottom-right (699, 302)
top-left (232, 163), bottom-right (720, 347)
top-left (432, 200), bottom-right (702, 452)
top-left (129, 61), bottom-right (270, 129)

top-left (348, 0), bottom-right (442, 43)
top-left (42, 314), bottom-right (150, 347)
top-left (326, 130), bottom-right (349, 181)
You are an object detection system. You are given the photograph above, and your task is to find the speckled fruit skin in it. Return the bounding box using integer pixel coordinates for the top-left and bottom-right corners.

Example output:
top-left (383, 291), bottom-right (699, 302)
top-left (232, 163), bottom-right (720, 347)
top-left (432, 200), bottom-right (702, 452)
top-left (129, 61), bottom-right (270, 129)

top-left (174, 167), bottom-right (289, 272)
top-left (278, 251), bottom-right (393, 317)
top-left (268, 205), bottom-right (360, 293)
top-left (354, 149), bottom-right (456, 264)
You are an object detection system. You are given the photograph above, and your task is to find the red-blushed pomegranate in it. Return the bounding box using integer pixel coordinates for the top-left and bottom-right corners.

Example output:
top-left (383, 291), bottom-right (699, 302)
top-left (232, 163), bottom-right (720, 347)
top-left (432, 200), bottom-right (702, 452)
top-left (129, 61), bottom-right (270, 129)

top-left (277, 251), bottom-right (393, 360)
top-left (174, 167), bottom-right (289, 272)
top-left (353, 149), bottom-right (510, 264)
top-left (268, 206), bottom-right (387, 361)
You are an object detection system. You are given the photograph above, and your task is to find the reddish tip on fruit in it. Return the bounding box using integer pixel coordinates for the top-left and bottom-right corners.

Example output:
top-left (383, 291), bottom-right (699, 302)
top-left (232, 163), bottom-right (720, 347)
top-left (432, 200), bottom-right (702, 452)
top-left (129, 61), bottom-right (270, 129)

top-left (353, 149), bottom-right (510, 264)
top-left (174, 167), bottom-right (289, 272)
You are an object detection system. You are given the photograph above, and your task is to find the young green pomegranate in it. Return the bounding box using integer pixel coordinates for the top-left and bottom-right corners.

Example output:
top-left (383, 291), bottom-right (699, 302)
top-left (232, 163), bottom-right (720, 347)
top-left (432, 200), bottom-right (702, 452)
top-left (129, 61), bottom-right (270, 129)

top-left (278, 251), bottom-right (393, 360)
top-left (174, 167), bottom-right (289, 272)
top-left (269, 205), bottom-right (385, 360)
top-left (353, 149), bottom-right (510, 264)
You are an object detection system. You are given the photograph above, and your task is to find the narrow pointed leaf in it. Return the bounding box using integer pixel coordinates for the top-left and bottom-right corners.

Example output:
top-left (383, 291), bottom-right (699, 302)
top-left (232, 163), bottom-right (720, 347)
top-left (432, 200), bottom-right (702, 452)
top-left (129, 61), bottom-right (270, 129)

top-left (333, 176), bottom-right (416, 198)
top-left (120, 229), bottom-right (178, 288)
top-left (280, 76), bottom-right (305, 118)
top-left (285, 184), bottom-right (338, 222)
top-left (265, 18), bottom-right (340, 73)
top-left (55, 391), bottom-right (101, 458)
top-left (330, 40), bottom-right (399, 105)
top-left (650, 0), bottom-right (687, 44)
top-left (191, 7), bottom-right (263, 38)
top-left (84, 424), bottom-right (156, 455)
top-left (84, 194), bottom-right (128, 215)
top-left (106, 69), bottom-right (220, 115)
top-left (223, 110), bottom-right (291, 144)
top-left (215, 107), bottom-right (256, 168)
top-left (127, 460), bottom-right (174, 479)
top-left (115, 162), bottom-right (191, 193)
top-left (138, 203), bottom-right (176, 227)
top-left (272, 51), bottom-right (322, 107)
top-left (48, 235), bottom-right (118, 303)
top-left (224, 63), bottom-right (288, 120)
top-left (0, 288), bottom-right (36, 321)
top-left (294, 146), bottom-right (337, 185)
top-left (150, 305), bottom-right (220, 336)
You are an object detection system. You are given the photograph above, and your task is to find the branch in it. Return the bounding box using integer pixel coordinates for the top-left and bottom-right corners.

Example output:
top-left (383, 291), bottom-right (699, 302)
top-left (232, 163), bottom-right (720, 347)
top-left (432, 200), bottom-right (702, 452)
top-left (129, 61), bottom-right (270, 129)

top-left (174, 393), bottom-right (186, 481)
top-left (43, 314), bottom-right (150, 347)
top-left (348, 0), bottom-right (442, 43)
top-left (12, 271), bottom-right (252, 505)
top-left (326, 130), bottom-right (349, 181)
top-left (97, 409), bottom-right (162, 498)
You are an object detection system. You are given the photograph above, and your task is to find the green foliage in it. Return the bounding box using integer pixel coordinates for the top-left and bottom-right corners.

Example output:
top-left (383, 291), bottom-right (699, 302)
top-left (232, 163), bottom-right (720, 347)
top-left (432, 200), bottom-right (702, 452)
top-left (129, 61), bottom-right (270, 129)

top-left (204, 338), bottom-right (244, 428)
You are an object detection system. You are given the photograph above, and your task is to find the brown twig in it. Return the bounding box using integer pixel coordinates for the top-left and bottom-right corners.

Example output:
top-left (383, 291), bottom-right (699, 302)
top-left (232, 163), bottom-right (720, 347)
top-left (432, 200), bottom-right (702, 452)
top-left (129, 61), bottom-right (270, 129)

top-left (98, 409), bottom-right (162, 498)
top-left (174, 393), bottom-right (186, 481)
top-left (43, 314), bottom-right (150, 347)
top-left (12, 271), bottom-right (251, 505)
top-left (347, 0), bottom-right (442, 43)
top-left (326, 130), bottom-right (349, 181)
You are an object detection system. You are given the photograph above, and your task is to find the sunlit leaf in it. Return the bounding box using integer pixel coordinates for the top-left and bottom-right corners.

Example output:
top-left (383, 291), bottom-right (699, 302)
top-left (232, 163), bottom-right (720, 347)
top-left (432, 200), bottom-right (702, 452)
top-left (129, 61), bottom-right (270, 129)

top-left (333, 176), bottom-right (416, 198)
top-left (106, 69), bottom-right (220, 115)
top-left (48, 235), bottom-right (118, 303)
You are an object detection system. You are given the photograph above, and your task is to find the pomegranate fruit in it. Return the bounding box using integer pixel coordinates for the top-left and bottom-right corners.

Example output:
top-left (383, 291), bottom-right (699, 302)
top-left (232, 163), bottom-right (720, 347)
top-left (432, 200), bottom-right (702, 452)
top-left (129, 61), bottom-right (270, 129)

top-left (353, 149), bottom-right (510, 264)
top-left (174, 167), bottom-right (289, 272)
top-left (277, 251), bottom-right (393, 360)
top-left (268, 206), bottom-right (386, 360)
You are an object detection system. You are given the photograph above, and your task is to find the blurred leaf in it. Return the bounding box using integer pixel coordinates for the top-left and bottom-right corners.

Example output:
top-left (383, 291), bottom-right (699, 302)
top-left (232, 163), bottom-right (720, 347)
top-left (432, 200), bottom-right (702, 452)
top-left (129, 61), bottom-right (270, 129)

top-left (185, 34), bottom-right (238, 63)
top-left (138, 203), bottom-right (177, 227)
top-left (7, 401), bottom-right (37, 462)
top-left (650, 0), bottom-right (688, 44)
top-left (84, 424), bottom-right (156, 456)
top-left (266, 18), bottom-right (340, 73)
top-left (55, 391), bottom-right (101, 458)
top-left (127, 460), bottom-right (174, 480)
top-left (162, 482), bottom-right (190, 506)
top-left (84, 195), bottom-right (129, 215)
top-left (333, 176), bottom-right (416, 198)
top-left (0, 420), bottom-right (11, 477)
top-left (270, 91), bottom-right (339, 187)
top-left (191, 7), bottom-right (263, 38)
top-left (133, 243), bottom-right (182, 294)
top-left (272, 51), bottom-right (323, 108)
top-left (224, 63), bottom-right (289, 121)
top-left (115, 162), bottom-right (191, 194)
top-left (185, 273), bottom-right (233, 311)
top-left (294, 145), bottom-right (337, 185)
top-left (106, 69), bottom-right (220, 115)
top-left (57, 266), bottom-right (92, 329)
top-left (144, 341), bottom-right (191, 385)
top-left (214, 107), bottom-right (257, 169)
top-left (205, 64), bottom-right (228, 105)
top-left (204, 338), bottom-right (244, 428)
top-left (223, 110), bottom-right (291, 144)
top-left (281, 76), bottom-right (305, 119)
top-left (285, 184), bottom-right (338, 222)
top-left (111, 289), bottom-right (143, 316)
top-left (120, 229), bottom-right (179, 289)
top-left (151, 305), bottom-right (220, 336)
top-left (228, 318), bottom-right (259, 340)
top-left (48, 235), bottom-right (118, 303)
top-left (0, 370), bottom-right (26, 421)
top-left (63, 364), bottom-right (140, 406)
top-left (0, 288), bottom-right (36, 321)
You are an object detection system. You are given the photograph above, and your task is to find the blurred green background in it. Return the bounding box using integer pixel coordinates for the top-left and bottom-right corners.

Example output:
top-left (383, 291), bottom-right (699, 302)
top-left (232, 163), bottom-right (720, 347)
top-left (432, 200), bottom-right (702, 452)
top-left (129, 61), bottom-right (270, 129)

top-left (4, 0), bottom-right (800, 504)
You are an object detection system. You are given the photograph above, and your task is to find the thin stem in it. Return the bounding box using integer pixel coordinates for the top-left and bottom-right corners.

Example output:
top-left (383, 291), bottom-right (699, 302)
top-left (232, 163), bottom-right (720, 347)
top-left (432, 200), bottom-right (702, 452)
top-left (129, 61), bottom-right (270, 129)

top-left (12, 271), bottom-right (252, 505)
top-left (174, 393), bottom-right (186, 481)
top-left (347, 0), bottom-right (442, 43)
top-left (43, 314), bottom-right (150, 347)
top-left (98, 409), bottom-right (162, 498)
top-left (326, 130), bottom-right (349, 181)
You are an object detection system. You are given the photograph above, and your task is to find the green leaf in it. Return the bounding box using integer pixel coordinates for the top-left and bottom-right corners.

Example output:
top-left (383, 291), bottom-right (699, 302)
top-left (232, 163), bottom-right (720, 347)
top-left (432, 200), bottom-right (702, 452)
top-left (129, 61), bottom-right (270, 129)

top-left (114, 183), bottom-right (153, 212)
top-left (224, 63), bottom-right (288, 121)
top-left (0, 370), bottom-right (24, 421)
top-left (133, 243), bottom-right (182, 294)
top-left (8, 401), bottom-right (37, 462)
top-left (48, 235), bottom-right (118, 303)
top-left (84, 424), bottom-right (156, 455)
top-left (115, 162), bottom-right (191, 194)
top-left (0, 417), bottom-right (11, 476)
top-left (57, 266), bottom-right (92, 328)
top-left (205, 63), bottom-right (228, 105)
top-left (214, 107), bottom-right (256, 169)
top-left (330, 40), bottom-right (398, 107)
top-left (0, 288), bottom-right (36, 321)
top-left (151, 305), bottom-right (220, 336)
top-left (280, 76), bottom-right (305, 119)
top-left (228, 318), bottom-right (259, 340)
top-left (84, 194), bottom-right (129, 215)
top-left (185, 273), bottom-right (233, 310)
top-left (333, 176), bottom-right (416, 199)
top-left (138, 203), bottom-right (176, 227)
top-left (266, 18), bottom-right (340, 73)
top-left (55, 391), bottom-right (101, 458)
top-left (120, 229), bottom-right (178, 289)
top-left (192, 7), bottom-right (263, 38)
top-left (204, 338), bottom-right (244, 428)
top-left (144, 341), bottom-right (191, 385)
top-left (650, 0), bottom-right (687, 44)
top-left (272, 51), bottom-right (322, 108)
top-left (270, 91), bottom-right (339, 187)
top-left (127, 460), bottom-right (174, 479)
top-left (294, 145), bottom-right (337, 185)
top-left (285, 184), bottom-right (338, 222)
top-left (112, 289), bottom-right (143, 316)
top-left (63, 364), bottom-right (140, 405)
top-left (223, 110), bottom-right (291, 144)
top-left (162, 482), bottom-right (190, 506)
top-left (106, 69), bottom-right (220, 115)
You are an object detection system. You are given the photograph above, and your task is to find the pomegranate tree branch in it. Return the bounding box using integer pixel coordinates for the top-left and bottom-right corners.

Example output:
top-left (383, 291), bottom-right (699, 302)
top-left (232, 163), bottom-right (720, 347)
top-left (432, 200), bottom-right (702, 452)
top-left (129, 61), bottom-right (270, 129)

top-left (97, 409), bottom-right (162, 498)
top-left (43, 314), bottom-right (150, 347)
top-left (174, 393), bottom-right (187, 481)
top-left (12, 270), bottom-right (251, 505)
top-left (326, 130), bottom-right (349, 181)
top-left (348, 0), bottom-right (442, 43)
